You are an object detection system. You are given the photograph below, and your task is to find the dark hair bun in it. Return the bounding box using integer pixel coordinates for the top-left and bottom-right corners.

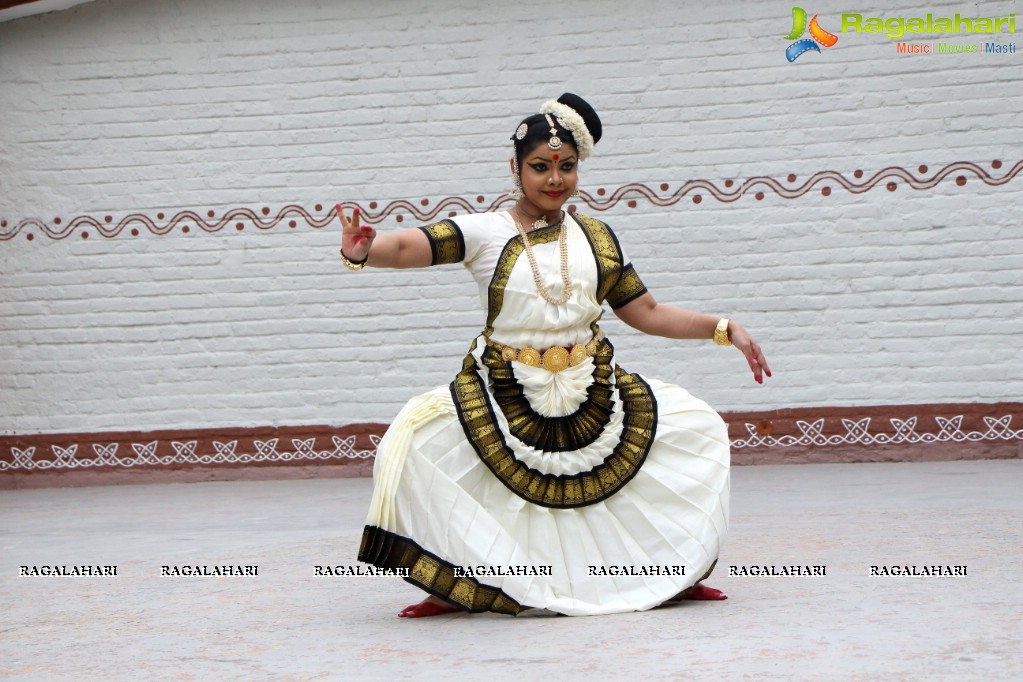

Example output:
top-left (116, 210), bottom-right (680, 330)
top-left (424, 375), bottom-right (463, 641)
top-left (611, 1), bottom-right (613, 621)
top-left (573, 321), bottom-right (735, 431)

top-left (557, 93), bottom-right (602, 145)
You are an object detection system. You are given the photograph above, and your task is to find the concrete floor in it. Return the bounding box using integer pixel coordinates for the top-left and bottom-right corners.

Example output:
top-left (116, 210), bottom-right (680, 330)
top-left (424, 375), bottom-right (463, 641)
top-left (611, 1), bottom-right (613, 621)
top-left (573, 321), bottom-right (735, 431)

top-left (2, 459), bottom-right (1021, 681)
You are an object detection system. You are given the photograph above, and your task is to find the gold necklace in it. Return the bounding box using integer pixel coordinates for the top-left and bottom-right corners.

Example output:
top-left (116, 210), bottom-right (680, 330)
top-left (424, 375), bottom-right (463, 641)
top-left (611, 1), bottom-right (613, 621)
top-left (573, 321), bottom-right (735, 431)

top-left (512, 210), bottom-right (573, 305)
top-left (516, 205), bottom-right (557, 230)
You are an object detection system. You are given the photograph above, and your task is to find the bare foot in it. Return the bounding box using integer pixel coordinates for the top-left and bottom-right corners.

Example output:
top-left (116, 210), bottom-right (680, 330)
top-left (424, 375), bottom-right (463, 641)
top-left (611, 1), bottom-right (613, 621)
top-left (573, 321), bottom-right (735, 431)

top-left (685, 583), bottom-right (728, 600)
top-left (398, 595), bottom-right (464, 618)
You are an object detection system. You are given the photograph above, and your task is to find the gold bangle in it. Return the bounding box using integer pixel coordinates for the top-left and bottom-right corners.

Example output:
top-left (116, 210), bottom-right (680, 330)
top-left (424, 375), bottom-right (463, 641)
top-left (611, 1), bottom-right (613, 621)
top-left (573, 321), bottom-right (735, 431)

top-left (339, 248), bottom-right (367, 271)
top-left (714, 318), bottom-right (732, 346)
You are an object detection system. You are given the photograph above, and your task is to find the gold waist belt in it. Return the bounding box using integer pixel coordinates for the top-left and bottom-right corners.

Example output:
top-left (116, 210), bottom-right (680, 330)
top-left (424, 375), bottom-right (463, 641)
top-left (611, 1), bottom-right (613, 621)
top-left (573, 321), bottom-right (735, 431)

top-left (486, 334), bottom-right (602, 373)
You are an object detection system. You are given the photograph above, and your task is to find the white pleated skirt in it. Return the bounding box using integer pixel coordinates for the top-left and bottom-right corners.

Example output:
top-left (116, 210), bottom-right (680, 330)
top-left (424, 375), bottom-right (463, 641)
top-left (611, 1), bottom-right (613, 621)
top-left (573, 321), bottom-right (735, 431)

top-left (358, 337), bottom-right (730, 616)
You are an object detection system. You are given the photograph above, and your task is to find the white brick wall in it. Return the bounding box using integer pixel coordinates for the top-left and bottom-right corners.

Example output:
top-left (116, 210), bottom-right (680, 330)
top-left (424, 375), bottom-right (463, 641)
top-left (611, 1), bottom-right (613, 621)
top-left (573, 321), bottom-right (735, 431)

top-left (2, 0), bottom-right (1021, 434)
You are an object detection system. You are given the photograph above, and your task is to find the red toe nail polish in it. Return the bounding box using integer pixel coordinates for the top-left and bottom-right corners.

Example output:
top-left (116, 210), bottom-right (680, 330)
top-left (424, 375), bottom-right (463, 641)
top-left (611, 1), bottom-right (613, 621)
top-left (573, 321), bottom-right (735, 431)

top-left (398, 601), bottom-right (461, 618)
top-left (686, 584), bottom-right (728, 600)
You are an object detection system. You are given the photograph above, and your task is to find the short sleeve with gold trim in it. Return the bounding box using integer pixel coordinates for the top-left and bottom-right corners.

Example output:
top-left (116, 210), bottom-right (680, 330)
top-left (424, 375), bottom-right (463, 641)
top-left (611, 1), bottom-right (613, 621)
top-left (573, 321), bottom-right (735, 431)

top-left (605, 262), bottom-right (648, 309)
top-left (573, 213), bottom-right (648, 309)
top-left (417, 220), bottom-right (465, 265)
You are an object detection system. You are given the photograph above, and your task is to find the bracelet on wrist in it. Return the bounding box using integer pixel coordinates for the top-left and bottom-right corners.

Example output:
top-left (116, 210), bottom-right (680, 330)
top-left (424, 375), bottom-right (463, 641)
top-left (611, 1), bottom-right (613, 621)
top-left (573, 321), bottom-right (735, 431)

top-left (339, 248), bottom-right (368, 271)
top-left (714, 318), bottom-right (732, 346)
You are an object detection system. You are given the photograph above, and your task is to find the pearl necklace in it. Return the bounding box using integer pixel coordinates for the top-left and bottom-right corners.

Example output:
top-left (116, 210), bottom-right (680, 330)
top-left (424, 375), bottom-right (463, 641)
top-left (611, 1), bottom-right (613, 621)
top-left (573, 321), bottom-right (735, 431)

top-left (512, 210), bottom-right (573, 306)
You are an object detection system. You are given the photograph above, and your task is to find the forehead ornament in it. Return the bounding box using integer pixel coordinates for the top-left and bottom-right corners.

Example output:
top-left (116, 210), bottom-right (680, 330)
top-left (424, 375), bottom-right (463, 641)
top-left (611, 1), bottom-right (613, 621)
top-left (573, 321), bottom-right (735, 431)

top-left (544, 114), bottom-right (563, 151)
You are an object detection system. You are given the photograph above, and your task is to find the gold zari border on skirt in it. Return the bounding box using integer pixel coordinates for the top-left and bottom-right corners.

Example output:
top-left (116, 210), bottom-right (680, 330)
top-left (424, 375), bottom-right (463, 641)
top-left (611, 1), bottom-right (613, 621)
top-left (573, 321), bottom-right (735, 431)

top-left (358, 525), bottom-right (526, 615)
top-left (450, 346), bottom-right (658, 509)
top-left (483, 339), bottom-right (616, 452)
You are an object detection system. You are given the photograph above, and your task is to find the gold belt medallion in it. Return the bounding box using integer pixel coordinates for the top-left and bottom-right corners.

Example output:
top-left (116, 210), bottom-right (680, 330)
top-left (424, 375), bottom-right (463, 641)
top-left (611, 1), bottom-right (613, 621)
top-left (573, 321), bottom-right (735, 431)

top-left (488, 336), bottom-right (602, 373)
top-left (541, 346), bottom-right (570, 372)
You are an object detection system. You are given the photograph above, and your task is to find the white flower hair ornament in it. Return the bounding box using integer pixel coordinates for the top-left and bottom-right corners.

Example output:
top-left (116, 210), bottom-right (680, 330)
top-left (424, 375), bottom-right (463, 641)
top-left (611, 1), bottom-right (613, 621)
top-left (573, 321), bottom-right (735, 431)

top-left (539, 98), bottom-right (597, 161)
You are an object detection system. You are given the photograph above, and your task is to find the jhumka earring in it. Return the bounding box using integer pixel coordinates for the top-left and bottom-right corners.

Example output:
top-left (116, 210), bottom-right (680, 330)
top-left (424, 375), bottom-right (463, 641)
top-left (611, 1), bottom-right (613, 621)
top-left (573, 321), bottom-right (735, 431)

top-left (511, 157), bottom-right (523, 199)
top-left (510, 123), bottom-right (529, 198)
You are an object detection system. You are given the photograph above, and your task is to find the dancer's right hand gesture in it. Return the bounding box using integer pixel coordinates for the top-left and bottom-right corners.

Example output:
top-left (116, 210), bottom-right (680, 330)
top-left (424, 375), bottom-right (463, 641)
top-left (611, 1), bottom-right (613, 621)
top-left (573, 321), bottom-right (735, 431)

top-left (337, 203), bottom-right (376, 263)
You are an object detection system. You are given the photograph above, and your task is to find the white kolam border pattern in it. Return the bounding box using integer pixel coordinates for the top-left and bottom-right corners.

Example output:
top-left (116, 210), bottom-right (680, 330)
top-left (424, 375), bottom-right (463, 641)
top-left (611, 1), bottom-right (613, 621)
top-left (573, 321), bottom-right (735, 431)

top-left (2, 414), bottom-right (1021, 473)
top-left (731, 415), bottom-right (1023, 449)
top-left (2, 435), bottom-right (381, 472)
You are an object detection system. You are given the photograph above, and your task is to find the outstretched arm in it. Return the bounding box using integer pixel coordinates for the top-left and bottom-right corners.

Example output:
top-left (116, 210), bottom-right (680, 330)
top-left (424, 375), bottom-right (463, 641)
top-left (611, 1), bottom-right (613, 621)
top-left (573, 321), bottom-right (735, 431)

top-left (337, 203), bottom-right (433, 269)
top-left (613, 291), bottom-right (772, 384)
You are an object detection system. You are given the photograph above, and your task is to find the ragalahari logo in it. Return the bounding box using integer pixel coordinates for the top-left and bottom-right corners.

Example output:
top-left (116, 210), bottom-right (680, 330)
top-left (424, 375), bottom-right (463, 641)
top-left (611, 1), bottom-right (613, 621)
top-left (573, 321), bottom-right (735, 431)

top-left (785, 7), bottom-right (839, 62)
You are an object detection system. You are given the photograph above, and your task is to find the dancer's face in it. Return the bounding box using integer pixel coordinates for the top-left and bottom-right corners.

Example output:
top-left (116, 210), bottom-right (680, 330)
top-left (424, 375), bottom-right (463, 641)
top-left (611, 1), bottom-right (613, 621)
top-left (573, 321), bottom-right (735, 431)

top-left (515, 142), bottom-right (579, 217)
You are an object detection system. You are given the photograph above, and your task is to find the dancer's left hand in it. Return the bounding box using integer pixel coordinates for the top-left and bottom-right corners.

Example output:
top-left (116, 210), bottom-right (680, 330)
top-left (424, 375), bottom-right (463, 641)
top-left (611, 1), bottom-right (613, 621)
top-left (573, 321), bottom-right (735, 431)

top-left (727, 321), bottom-right (772, 385)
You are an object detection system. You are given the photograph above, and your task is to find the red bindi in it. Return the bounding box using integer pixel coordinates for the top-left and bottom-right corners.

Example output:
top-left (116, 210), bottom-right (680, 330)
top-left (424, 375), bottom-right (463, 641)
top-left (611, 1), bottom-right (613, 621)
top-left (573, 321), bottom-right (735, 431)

top-left (553, 154), bottom-right (559, 161)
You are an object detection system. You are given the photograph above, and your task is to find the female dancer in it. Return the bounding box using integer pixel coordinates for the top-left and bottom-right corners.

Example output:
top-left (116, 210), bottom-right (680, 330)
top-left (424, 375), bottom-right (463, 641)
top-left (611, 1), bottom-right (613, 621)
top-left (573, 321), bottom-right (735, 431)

top-left (338, 93), bottom-right (771, 617)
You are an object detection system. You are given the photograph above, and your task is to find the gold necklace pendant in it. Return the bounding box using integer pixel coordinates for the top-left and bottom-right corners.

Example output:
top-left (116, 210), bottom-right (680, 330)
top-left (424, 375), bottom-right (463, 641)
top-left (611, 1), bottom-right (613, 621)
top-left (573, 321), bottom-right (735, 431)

top-left (538, 211), bottom-right (565, 231)
top-left (515, 206), bottom-right (557, 232)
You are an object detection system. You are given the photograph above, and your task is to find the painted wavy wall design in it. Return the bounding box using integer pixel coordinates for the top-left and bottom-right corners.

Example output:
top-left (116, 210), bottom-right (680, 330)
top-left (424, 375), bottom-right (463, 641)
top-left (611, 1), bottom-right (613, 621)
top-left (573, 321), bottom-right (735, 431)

top-left (1, 159), bottom-right (1018, 242)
